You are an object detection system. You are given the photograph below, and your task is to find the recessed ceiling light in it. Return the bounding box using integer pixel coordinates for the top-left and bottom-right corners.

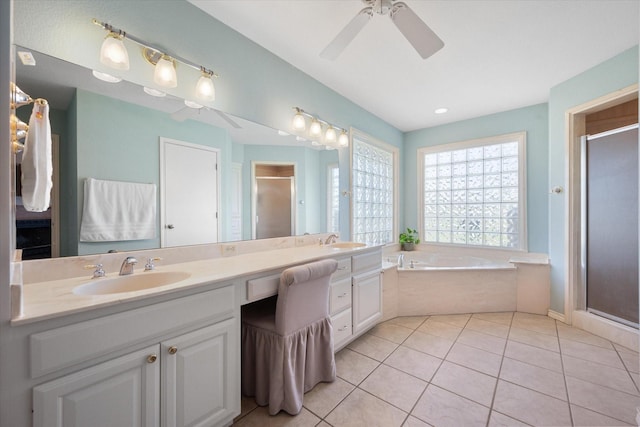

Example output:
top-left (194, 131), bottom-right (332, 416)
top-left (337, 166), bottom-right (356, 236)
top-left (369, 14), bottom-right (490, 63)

top-left (184, 99), bottom-right (203, 109)
top-left (278, 130), bottom-right (290, 136)
top-left (92, 70), bottom-right (122, 83)
top-left (434, 107), bottom-right (448, 114)
top-left (143, 87), bottom-right (166, 97)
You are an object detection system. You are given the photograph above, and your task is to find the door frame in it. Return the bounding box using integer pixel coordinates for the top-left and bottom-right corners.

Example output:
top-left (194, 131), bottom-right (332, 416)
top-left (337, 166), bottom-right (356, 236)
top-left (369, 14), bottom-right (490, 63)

top-left (159, 137), bottom-right (220, 248)
top-left (565, 84), bottom-right (638, 325)
top-left (250, 161), bottom-right (296, 240)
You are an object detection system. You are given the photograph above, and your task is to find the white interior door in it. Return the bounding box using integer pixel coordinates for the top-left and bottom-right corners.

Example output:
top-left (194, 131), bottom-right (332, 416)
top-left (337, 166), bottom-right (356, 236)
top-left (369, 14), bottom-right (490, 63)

top-left (160, 138), bottom-right (219, 248)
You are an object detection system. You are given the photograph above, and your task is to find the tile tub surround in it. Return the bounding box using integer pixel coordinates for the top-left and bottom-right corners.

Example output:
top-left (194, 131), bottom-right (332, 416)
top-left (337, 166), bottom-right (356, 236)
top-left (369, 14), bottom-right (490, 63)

top-left (382, 246), bottom-right (551, 316)
top-left (234, 312), bottom-right (640, 427)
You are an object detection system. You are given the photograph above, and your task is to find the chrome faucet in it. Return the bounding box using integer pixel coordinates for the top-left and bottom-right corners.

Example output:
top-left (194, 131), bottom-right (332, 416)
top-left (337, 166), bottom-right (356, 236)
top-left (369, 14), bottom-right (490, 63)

top-left (119, 256), bottom-right (138, 276)
top-left (324, 234), bottom-right (339, 244)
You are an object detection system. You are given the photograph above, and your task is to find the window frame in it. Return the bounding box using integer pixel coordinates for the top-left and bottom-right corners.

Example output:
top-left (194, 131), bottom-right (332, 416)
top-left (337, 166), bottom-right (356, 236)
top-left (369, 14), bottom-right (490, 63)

top-left (350, 128), bottom-right (399, 246)
top-left (417, 131), bottom-right (528, 251)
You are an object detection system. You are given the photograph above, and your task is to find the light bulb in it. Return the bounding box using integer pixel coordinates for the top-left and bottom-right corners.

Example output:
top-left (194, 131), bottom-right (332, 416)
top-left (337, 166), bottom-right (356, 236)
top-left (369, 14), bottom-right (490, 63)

top-left (325, 126), bottom-right (337, 144)
top-left (154, 55), bottom-right (177, 88)
top-left (99, 33), bottom-right (130, 70)
top-left (292, 111), bottom-right (306, 131)
top-left (338, 130), bottom-right (349, 147)
top-left (195, 73), bottom-right (215, 102)
top-left (309, 119), bottom-right (322, 137)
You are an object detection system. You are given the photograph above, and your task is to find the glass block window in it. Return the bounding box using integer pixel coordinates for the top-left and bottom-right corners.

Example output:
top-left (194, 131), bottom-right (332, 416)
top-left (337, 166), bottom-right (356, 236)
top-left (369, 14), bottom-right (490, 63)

top-left (327, 164), bottom-right (340, 233)
top-left (419, 132), bottom-right (526, 250)
top-left (351, 133), bottom-right (397, 246)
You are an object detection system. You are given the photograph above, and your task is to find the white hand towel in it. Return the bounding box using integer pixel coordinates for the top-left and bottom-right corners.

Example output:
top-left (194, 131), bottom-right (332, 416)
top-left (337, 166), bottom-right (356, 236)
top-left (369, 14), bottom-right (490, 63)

top-left (80, 178), bottom-right (157, 242)
top-left (21, 100), bottom-right (52, 212)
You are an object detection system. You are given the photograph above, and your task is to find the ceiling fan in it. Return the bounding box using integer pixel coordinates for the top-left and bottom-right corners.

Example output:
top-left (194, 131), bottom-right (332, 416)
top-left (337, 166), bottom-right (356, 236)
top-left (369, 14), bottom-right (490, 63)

top-left (320, 0), bottom-right (444, 60)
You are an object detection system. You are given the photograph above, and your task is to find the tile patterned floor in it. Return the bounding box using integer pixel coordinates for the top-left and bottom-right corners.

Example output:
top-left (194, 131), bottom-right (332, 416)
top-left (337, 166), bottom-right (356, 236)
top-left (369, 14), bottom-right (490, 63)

top-left (233, 312), bottom-right (640, 426)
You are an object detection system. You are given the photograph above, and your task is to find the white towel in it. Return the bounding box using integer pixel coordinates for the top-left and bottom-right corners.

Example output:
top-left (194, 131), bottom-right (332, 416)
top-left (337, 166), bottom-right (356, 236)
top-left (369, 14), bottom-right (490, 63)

top-left (21, 100), bottom-right (52, 212)
top-left (80, 178), bottom-right (157, 242)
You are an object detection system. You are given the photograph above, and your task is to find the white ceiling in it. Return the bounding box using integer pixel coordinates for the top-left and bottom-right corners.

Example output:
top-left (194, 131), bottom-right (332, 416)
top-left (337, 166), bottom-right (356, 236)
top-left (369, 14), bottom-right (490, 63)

top-left (189, 0), bottom-right (639, 132)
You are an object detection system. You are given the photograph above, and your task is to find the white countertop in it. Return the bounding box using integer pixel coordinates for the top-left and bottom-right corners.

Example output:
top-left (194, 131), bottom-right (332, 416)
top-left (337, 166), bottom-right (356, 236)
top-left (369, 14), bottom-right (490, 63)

top-left (13, 244), bottom-right (379, 326)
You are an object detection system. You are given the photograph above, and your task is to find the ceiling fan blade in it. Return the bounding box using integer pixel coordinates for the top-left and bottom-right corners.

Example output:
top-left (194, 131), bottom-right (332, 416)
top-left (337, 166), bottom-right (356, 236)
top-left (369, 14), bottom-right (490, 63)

top-left (390, 2), bottom-right (444, 59)
top-left (170, 106), bottom-right (195, 122)
top-left (320, 7), bottom-right (373, 60)
top-left (213, 109), bottom-right (242, 129)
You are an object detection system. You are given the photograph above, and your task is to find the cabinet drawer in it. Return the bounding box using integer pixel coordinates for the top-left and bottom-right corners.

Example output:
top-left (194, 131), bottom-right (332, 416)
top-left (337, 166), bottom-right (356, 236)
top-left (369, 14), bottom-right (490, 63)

top-left (30, 286), bottom-right (234, 379)
top-left (332, 308), bottom-right (352, 349)
top-left (330, 278), bottom-right (351, 315)
top-left (332, 258), bottom-right (351, 282)
top-left (352, 250), bottom-right (382, 274)
top-left (246, 273), bottom-right (281, 302)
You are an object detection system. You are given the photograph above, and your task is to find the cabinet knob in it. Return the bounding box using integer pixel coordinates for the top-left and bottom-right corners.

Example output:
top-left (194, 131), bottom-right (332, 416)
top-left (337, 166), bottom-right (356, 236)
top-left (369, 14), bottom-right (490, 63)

top-left (168, 346), bottom-right (178, 355)
top-left (147, 354), bottom-right (157, 364)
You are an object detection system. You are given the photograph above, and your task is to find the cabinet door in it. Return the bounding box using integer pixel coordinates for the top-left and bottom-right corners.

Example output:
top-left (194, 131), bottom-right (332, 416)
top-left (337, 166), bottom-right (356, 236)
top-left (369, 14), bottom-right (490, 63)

top-left (352, 271), bottom-right (383, 334)
top-left (33, 345), bottom-right (160, 427)
top-left (161, 318), bottom-right (238, 427)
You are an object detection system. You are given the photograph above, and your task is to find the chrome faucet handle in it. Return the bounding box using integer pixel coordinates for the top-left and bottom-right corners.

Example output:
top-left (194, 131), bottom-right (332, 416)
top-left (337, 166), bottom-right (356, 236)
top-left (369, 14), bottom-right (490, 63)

top-left (144, 257), bottom-right (162, 271)
top-left (84, 263), bottom-right (105, 279)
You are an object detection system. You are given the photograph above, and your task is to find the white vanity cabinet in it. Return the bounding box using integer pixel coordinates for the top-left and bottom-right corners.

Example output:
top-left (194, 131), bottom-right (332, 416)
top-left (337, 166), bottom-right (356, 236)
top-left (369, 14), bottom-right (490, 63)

top-left (352, 251), bottom-right (383, 335)
top-left (329, 258), bottom-right (353, 350)
top-left (31, 285), bottom-right (239, 427)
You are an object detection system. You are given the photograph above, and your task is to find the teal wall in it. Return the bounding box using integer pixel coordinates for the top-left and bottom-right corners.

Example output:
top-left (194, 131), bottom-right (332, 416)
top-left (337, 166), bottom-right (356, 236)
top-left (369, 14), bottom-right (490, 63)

top-left (547, 46), bottom-right (639, 313)
top-left (404, 103), bottom-right (549, 253)
top-left (74, 90), bottom-right (232, 255)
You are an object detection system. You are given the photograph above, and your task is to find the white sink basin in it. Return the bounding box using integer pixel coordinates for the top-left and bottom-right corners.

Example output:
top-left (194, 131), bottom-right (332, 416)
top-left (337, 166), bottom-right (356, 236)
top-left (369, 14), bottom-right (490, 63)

top-left (73, 271), bottom-right (191, 296)
top-left (330, 242), bottom-right (367, 249)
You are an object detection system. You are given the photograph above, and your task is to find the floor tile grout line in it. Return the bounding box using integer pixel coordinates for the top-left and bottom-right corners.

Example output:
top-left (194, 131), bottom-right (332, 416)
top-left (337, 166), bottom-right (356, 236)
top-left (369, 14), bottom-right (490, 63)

top-left (611, 341), bottom-right (640, 396)
top-left (554, 318), bottom-right (576, 427)
top-left (484, 312), bottom-right (512, 427)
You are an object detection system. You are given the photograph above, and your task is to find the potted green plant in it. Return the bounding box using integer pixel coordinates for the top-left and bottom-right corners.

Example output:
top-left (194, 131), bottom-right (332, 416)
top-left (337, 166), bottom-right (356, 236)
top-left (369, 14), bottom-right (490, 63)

top-left (399, 228), bottom-right (420, 251)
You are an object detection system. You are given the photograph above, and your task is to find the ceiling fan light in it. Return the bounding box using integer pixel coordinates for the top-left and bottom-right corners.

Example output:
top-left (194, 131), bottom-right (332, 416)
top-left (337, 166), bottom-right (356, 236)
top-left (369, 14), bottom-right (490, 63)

top-left (338, 130), bottom-right (349, 147)
top-left (195, 72), bottom-right (215, 102)
top-left (100, 33), bottom-right (130, 70)
top-left (292, 111), bottom-right (306, 131)
top-left (154, 55), bottom-right (177, 88)
top-left (309, 119), bottom-right (322, 137)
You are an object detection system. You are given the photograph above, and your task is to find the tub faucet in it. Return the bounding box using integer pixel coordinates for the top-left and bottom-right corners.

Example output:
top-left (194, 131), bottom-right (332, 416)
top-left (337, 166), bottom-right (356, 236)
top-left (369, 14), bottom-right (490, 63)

top-left (119, 256), bottom-right (138, 276)
top-left (324, 234), bottom-right (339, 244)
top-left (397, 253), bottom-right (405, 268)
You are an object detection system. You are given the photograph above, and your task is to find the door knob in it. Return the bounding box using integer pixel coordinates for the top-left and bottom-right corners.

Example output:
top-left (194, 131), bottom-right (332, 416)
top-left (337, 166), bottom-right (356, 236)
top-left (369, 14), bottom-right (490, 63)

top-left (166, 224), bottom-right (175, 229)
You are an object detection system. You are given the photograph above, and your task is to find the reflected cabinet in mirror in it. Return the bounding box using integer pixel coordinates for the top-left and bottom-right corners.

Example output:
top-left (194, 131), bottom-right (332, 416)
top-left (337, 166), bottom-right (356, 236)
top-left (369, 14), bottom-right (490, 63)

top-left (14, 47), bottom-right (340, 259)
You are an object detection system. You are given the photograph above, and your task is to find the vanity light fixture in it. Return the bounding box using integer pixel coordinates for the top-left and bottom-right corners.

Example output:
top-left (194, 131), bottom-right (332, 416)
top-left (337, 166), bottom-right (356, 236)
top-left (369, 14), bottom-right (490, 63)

top-left (143, 87), bottom-right (166, 97)
top-left (291, 107), bottom-right (349, 148)
top-left (309, 119), bottom-right (322, 138)
top-left (99, 31), bottom-right (130, 70)
top-left (292, 108), bottom-right (306, 131)
top-left (195, 69), bottom-right (216, 102)
top-left (93, 19), bottom-right (218, 100)
top-left (92, 70), bottom-right (122, 83)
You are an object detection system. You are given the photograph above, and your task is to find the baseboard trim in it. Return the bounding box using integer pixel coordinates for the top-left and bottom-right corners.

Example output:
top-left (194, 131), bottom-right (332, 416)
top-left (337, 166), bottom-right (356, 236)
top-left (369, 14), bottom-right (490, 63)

top-left (572, 310), bottom-right (638, 352)
top-left (548, 309), bottom-right (566, 323)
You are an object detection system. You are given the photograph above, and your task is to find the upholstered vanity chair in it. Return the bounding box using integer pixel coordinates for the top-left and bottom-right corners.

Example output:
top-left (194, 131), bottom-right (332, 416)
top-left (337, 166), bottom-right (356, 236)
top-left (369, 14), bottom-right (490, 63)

top-left (241, 258), bottom-right (339, 415)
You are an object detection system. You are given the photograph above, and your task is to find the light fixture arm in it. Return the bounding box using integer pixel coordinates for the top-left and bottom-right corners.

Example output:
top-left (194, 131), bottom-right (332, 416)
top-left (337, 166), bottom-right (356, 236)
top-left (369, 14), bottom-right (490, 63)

top-left (291, 107), bottom-right (347, 134)
top-left (92, 19), bottom-right (219, 78)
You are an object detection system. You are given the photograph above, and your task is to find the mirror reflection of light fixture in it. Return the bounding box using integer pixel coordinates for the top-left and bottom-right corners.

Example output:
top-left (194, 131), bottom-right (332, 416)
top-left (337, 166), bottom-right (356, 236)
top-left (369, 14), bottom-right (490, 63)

top-left (292, 108), bottom-right (306, 131)
top-left (92, 70), bottom-right (122, 83)
top-left (99, 32), bottom-right (130, 70)
top-left (143, 86), bottom-right (166, 97)
top-left (195, 70), bottom-right (216, 102)
top-left (154, 55), bottom-right (178, 88)
top-left (309, 119), bottom-right (322, 137)
top-left (291, 106), bottom-right (349, 149)
top-left (184, 99), bottom-right (203, 109)
top-left (338, 130), bottom-right (349, 147)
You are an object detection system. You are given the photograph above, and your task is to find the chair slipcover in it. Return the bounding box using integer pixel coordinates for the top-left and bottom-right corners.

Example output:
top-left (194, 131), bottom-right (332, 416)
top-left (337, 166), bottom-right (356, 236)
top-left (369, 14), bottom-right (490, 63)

top-left (241, 258), bottom-right (338, 415)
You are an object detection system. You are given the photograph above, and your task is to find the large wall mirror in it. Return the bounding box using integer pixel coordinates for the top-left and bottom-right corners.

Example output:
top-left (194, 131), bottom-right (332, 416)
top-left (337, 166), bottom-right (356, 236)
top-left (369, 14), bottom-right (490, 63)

top-left (14, 47), bottom-right (340, 259)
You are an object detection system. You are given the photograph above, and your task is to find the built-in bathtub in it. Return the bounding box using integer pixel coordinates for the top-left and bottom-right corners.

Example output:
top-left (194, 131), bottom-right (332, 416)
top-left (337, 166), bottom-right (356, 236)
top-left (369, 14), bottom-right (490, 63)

top-left (381, 248), bottom-right (551, 319)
